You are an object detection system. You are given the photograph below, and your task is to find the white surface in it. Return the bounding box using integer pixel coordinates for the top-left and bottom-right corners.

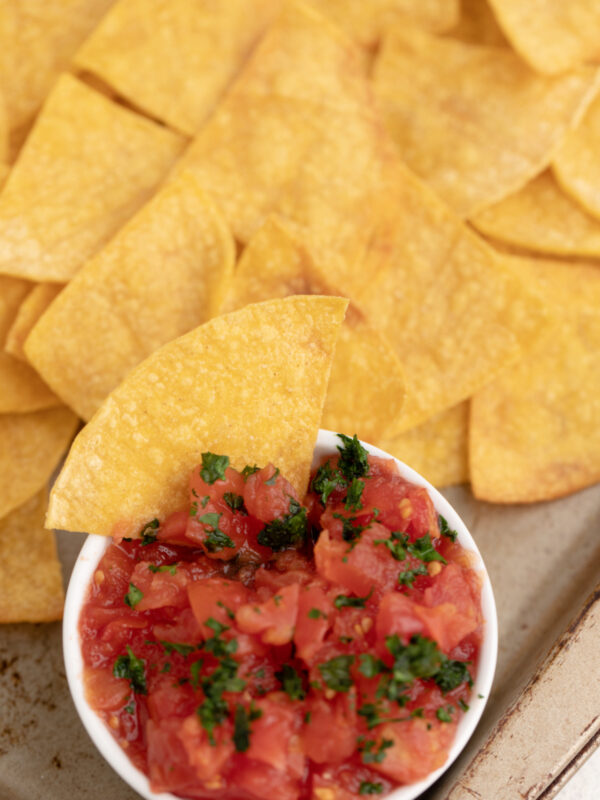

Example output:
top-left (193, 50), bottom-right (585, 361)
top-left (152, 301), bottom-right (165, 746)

top-left (555, 747), bottom-right (600, 799)
top-left (63, 429), bottom-right (498, 800)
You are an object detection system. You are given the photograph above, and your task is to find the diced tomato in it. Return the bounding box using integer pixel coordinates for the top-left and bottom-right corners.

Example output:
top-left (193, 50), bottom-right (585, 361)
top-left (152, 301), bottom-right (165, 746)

top-left (147, 680), bottom-right (197, 721)
top-left (83, 666), bottom-right (129, 711)
top-left (156, 510), bottom-right (189, 545)
top-left (151, 607), bottom-right (204, 645)
top-left (376, 592), bottom-right (429, 647)
top-left (188, 577), bottom-right (250, 636)
top-left (236, 584), bottom-right (300, 645)
top-left (294, 583), bottom-right (332, 664)
top-left (300, 693), bottom-right (357, 764)
top-left (424, 563), bottom-right (482, 623)
top-left (312, 764), bottom-right (393, 800)
top-left (232, 761), bottom-right (301, 800)
top-left (246, 694), bottom-right (304, 776)
top-left (244, 464), bottom-right (300, 522)
top-left (129, 560), bottom-right (192, 611)
top-left (146, 718), bottom-right (201, 795)
top-left (361, 469), bottom-right (439, 541)
top-left (178, 714), bottom-right (235, 782)
top-left (372, 718), bottom-right (456, 784)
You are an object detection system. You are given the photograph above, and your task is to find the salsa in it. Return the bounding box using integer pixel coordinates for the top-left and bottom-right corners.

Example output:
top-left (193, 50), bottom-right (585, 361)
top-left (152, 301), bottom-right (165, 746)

top-left (80, 434), bottom-right (483, 799)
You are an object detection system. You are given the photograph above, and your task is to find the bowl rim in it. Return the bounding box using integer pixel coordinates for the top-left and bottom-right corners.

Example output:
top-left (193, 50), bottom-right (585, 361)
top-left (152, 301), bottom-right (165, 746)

top-left (63, 429), bottom-right (498, 800)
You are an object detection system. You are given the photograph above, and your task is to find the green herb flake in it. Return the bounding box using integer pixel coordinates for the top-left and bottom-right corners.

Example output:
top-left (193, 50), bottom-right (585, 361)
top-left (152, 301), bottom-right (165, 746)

top-left (398, 564), bottom-right (428, 587)
top-left (160, 641), bottom-right (196, 658)
top-left (161, 662), bottom-right (171, 674)
top-left (408, 533), bottom-right (447, 564)
top-left (304, 711), bottom-right (312, 724)
top-left (358, 654), bottom-right (386, 679)
top-left (344, 478), bottom-right (365, 511)
top-left (200, 452), bottom-right (230, 484)
top-left (198, 512), bottom-right (235, 552)
top-left (308, 608), bottom-right (326, 619)
top-left (458, 698), bottom-right (470, 712)
top-left (216, 600), bottom-right (235, 620)
top-left (436, 706), bottom-right (454, 723)
top-left (439, 514), bottom-right (458, 542)
top-left (336, 433), bottom-right (370, 480)
top-left (124, 582), bottom-right (143, 608)
top-left (233, 703), bottom-right (263, 752)
top-left (264, 467), bottom-right (280, 486)
top-left (310, 461), bottom-right (347, 505)
top-left (190, 659), bottom-right (204, 689)
top-left (373, 530), bottom-right (409, 561)
top-left (435, 659), bottom-right (472, 693)
top-left (241, 464), bottom-right (260, 480)
top-left (257, 497), bottom-right (307, 551)
top-left (139, 518), bottom-right (159, 545)
top-left (223, 492), bottom-right (247, 514)
top-left (275, 664), bottom-right (306, 701)
top-left (334, 590), bottom-right (372, 610)
top-left (332, 512), bottom-right (366, 544)
top-left (359, 737), bottom-right (394, 764)
top-left (124, 702), bottom-right (135, 715)
top-left (318, 654), bottom-right (355, 693)
top-left (113, 646), bottom-right (147, 695)
top-left (148, 563), bottom-right (178, 575)
top-left (201, 495), bottom-right (210, 508)
top-left (359, 781), bottom-right (384, 795)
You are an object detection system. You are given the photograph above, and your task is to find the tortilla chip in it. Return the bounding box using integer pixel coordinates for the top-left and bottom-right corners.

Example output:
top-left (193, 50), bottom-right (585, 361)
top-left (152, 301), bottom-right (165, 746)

top-left (470, 258), bottom-right (600, 503)
top-left (374, 26), bottom-right (599, 217)
top-left (222, 217), bottom-right (405, 442)
top-left (356, 172), bottom-right (548, 434)
top-left (0, 162), bottom-right (9, 189)
top-left (25, 172), bottom-right (236, 421)
top-left (0, 275), bottom-right (59, 412)
top-left (306, 0), bottom-right (460, 47)
top-left (377, 402), bottom-right (469, 489)
top-left (553, 94), bottom-right (600, 220)
top-left (47, 296), bottom-right (347, 537)
top-left (0, 406), bottom-right (79, 520)
top-left (446, 0), bottom-right (508, 47)
top-left (471, 170), bottom-right (600, 257)
top-left (0, 491), bottom-right (64, 623)
top-left (74, 0), bottom-right (280, 136)
top-left (487, 0), bottom-right (600, 75)
top-left (0, 73), bottom-right (186, 282)
top-left (0, 0), bottom-right (113, 145)
top-left (5, 283), bottom-right (64, 361)
top-left (176, 1), bottom-right (392, 295)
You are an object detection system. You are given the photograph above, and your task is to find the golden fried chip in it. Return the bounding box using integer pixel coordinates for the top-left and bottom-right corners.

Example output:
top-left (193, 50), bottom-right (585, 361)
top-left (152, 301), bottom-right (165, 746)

top-left (47, 296), bottom-right (348, 537)
top-left (5, 283), bottom-right (63, 361)
top-left (487, 0), bottom-right (600, 75)
top-left (176, 1), bottom-right (392, 294)
top-left (0, 73), bottom-right (186, 282)
top-left (446, 0), bottom-right (508, 47)
top-left (553, 94), bottom-right (600, 220)
top-left (471, 170), bottom-right (600, 257)
top-left (25, 172), bottom-right (236, 421)
top-left (306, 0), bottom-right (460, 47)
top-left (0, 491), bottom-right (64, 623)
top-left (0, 275), bottom-right (59, 412)
top-left (222, 217), bottom-right (405, 442)
top-left (74, 0), bottom-right (279, 136)
top-left (0, 406), bottom-right (78, 520)
top-left (0, 0), bottom-right (113, 147)
top-left (470, 258), bottom-right (600, 503)
top-left (374, 26), bottom-right (599, 217)
top-left (356, 171), bottom-right (547, 434)
top-left (377, 402), bottom-right (469, 489)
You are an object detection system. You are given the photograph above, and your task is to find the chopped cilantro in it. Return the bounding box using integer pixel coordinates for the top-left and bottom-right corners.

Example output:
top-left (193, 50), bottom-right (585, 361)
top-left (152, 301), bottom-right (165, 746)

top-left (200, 452), bottom-right (229, 484)
top-left (359, 781), bottom-right (384, 795)
top-left (275, 664), bottom-right (306, 701)
top-left (358, 654), bottom-right (386, 679)
top-left (357, 702), bottom-right (422, 730)
top-left (201, 495), bottom-right (210, 508)
top-left (216, 600), bottom-right (235, 620)
top-left (148, 563), bottom-right (178, 575)
top-left (304, 711), bottom-right (312, 724)
top-left (408, 533), bottom-right (447, 564)
top-left (223, 492), bottom-right (247, 514)
top-left (358, 737), bottom-right (393, 764)
top-left (373, 530), bottom-right (410, 561)
top-left (264, 467), bottom-right (280, 486)
top-left (124, 582), bottom-right (143, 608)
top-left (458, 698), bottom-right (470, 712)
top-left (160, 641), bottom-right (196, 657)
top-left (344, 478), bottom-right (365, 511)
top-left (124, 702), bottom-right (135, 715)
top-left (139, 518), bottom-right (159, 545)
top-left (190, 659), bottom-right (204, 689)
top-left (113, 646), bottom-right (147, 695)
top-left (273, 594), bottom-right (283, 606)
top-left (233, 703), bottom-right (263, 752)
top-left (435, 658), bottom-right (472, 693)
top-left (318, 654), bottom-right (355, 693)
top-left (308, 608), bottom-right (326, 619)
top-left (332, 512), bottom-right (367, 543)
top-left (190, 501), bottom-right (198, 517)
top-left (398, 564), bottom-right (428, 587)
top-left (334, 588), bottom-right (372, 609)
top-left (311, 461), bottom-right (347, 505)
top-left (257, 498), bottom-right (307, 550)
top-left (161, 662), bottom-right (171, 674)
top-left (241, 464), bottom-right (260, 480)
top-left (198, 512), bottom-right (235, 552)
top-left (439, 514), bottom-right (458, 542)
top-left (436, 706), bottom-right (454, 723)
top-left (336, 433), bottom-right (370, 480)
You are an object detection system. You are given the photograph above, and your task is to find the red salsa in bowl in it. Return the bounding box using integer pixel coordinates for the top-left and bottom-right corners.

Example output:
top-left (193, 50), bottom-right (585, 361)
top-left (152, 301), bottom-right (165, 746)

top-left (76, 434), bottom-right (486, 800)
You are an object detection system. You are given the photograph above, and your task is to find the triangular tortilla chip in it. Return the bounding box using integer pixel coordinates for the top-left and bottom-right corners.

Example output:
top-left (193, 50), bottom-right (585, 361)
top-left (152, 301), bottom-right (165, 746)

top-left (25, 171), bottom-right (235, 421)
top-left (471, 170), bottom-right (600, 257)
top-left (221, 216), bottom-right (405, 442)
top-left (470, 257), bottom-right (600, 503)
top-left (74, 0), bottom-right (280, 136)
top-left (305, 0), bottom-right (460, 47)
top-left (0, 0), bottom-right (113, 149)
top-left (374, 25), bottom-right (599, 217)
top-left (0, 406), bottom-right (78, 520)
top-left (0, 491), bottom-right (64, 623)
top-left (377, 402), bottom-right (469, 489)
top-left (0, 73), bottom-right (185, 282)
top-left (47, 296), bottom-right (348, 537)
top-left (5, 283), bottom-right (64, 361)
top-left (486, 0), bottom-right (600, 75)
top-left (446, 0), bottom-right (508, 47)
top-left (0, 275), bottom-right (59, 412)
top-left (553, 94), bottom-right (600, 220)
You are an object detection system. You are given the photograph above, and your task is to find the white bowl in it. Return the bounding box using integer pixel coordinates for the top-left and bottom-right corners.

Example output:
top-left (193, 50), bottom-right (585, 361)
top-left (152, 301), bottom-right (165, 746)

top-left (64, 429), bottom-right (498, 800)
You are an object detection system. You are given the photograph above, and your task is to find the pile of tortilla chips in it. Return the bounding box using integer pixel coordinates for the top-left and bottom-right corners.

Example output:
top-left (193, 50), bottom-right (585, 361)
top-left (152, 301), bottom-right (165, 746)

top-left (2, 0), bottom-right (600, 622)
